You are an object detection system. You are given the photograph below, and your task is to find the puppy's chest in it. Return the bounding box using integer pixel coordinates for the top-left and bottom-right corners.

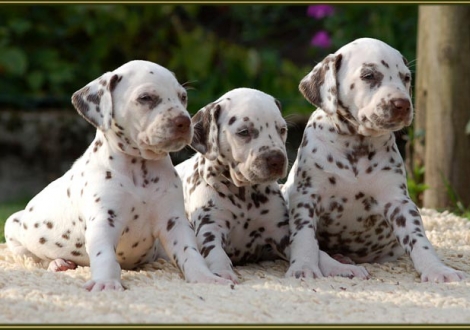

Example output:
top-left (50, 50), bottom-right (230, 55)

top-left (223, 186), bottom-right (288, 252)
top-left (305, 133), bottom-right (403, 187)
top-left (127, 159), bottom-right (176, 192)
top-left (225, 185), bottom-right (285, 223)
top-left (312, 149), bottom-right (394, 229)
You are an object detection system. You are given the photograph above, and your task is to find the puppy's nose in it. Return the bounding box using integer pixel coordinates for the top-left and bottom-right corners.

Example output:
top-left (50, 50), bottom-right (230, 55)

top-left (173, 115), bottom-right (191, 134)
top-left (391, 98), bottom-right (411, 118)
top-left (266, 152), bottom-right (286, 173)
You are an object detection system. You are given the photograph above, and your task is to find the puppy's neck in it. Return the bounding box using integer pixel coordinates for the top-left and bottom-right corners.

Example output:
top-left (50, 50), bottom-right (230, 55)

top-left (87, 130), bottom-right (170, 172)
top-left (310, 110), bottom-right (395, 152)
top-left (195, 154), bottom-right (270, 206)
top-left (197, 155), bottom-right (230, 184)
top-left (196, 154), bottom-right (252, 197)
top-left (98, 129), bottom-right (169, 161)
top-left (314, 106), bottom-right (395, 141)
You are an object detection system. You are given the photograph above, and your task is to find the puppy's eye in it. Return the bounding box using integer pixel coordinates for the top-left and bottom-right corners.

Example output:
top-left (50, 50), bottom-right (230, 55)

top-left (361, 72), bottom-right (375, 80)
top-left (280, 127), bottom-right (287, 135)
top-left (237, 129), bottom-right (250, 137)
top-left (404, 75), bottom-right (411, 83)
top-left (138, 94), bottom-right (153, 102)
top-left (180, 93), bottom-right (187, 103)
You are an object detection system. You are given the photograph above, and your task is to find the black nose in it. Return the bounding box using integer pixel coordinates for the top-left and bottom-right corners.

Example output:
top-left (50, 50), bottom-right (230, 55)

top-left (391, 98), bottom-right (411, 118)
top-left (173, 115), bottom-right (191, 135)
top-left (266, 152), bottom-right (286, 173)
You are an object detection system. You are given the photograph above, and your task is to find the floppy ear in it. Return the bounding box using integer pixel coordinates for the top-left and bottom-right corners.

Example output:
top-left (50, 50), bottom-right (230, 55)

top-left (190, 102), bottom-right (221, 161)
top-left (71, 72), bottom-right (122, 131)
top-left (299, 53), bottom-right (342, 115)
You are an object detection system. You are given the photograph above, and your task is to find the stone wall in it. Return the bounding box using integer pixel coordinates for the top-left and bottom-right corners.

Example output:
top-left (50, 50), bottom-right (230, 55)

top-left (0, 109), bottom-right (92, 202)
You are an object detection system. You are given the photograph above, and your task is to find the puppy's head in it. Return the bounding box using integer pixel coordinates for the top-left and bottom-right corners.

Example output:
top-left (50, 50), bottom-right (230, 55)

top-left (191, 88), bottom-right (288, 187)
top-left (299, 38), bottom-right (413, 136)
top-left (71, 60), bottom-right (192, 159)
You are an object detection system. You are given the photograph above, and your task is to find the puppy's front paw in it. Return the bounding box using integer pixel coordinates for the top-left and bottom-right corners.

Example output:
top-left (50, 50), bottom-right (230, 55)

top-left (421, 264), bottom-right (466, 283)
top-left (285, 264), bottom-right (323, 279)
top-left (185, 268), bottom-right (235, 285)
top-left (322, 263), bottom-right (370, 279)
top-left (202, 274), bottom-right (235, 285)
top-left (213, 268), bottom-right (240, 284)
top-left (83, 279), bottom-right (125, 292)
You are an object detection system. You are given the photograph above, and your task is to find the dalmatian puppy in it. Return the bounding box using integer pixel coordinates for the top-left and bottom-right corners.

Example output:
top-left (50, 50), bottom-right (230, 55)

top-left (283, 38), bottom-right (466, 282)
top-left (4, 60), bottom-right (232, 291)
top-left (175, 88), bottom-right (292, 283)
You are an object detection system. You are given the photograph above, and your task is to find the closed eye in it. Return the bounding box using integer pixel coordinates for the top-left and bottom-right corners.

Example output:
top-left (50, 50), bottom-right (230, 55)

top-left (361, 72), bottom-right (375, 80)
top-left (236, 129), bottom-right (250, 137)
top-left (180, 93), bottom-right (187, 104)
top-left (138, 93), bottom-right (154, 102)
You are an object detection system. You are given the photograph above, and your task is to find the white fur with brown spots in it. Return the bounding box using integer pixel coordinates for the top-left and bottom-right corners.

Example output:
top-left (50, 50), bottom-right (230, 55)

top-left (176, 88), bottom-right (292, 283)
top-left (4, 60), bottom-right (232, 291)
top-left (282, 38), bottom-right (466, 282)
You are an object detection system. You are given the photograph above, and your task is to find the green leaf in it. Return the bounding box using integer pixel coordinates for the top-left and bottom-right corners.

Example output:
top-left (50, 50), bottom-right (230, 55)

top-left (0, 47), bottom-right (28, 76)
top-left (8, 18), bottom-right (32, 35)
top-left (26, 71), bottom-right (45, 92)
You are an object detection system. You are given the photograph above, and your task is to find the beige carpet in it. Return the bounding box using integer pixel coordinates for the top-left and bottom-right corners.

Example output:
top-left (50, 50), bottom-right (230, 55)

top-left (0, 208), bottom-right (469, 325)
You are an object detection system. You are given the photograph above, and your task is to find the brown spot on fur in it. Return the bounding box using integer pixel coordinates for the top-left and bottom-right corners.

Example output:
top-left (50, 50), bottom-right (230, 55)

top-left (109, 74), bottom-right (122, 92)
top-left (167, 218), bottom-right (176, 231)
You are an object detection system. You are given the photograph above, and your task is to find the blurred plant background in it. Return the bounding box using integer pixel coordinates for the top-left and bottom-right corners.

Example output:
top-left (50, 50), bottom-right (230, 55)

top-left (0, 4), bottom-right (418, 113)
top-left (0, 4), bottom-right (428, 233)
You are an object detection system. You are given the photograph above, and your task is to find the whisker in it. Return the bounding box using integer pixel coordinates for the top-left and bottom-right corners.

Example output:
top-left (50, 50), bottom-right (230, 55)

top-left (182, 80), bottom-right (199, 90)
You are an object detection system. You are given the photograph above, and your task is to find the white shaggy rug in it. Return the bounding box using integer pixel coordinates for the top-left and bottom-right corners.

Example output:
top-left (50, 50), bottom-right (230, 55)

top-left (0, 208), bottom-right (469, 325)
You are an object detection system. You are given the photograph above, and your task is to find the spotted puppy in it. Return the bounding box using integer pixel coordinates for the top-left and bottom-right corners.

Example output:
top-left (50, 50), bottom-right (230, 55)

top-left (283, 38), bottom-right (466, 282)
top-left (176, 88), bottom-right (291, 283)
top-left (5, 60), bottom-right (232, 291)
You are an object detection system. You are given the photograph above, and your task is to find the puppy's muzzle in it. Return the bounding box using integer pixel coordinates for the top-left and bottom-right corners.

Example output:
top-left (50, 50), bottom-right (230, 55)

top-left (375, 97), bottom-right (413, 130)
top-left (172, 115), bottom-right (191, 138)
top-left (265, 152), bottom-right (286, 175)
top-left (252, 150), bottom-right (288, 181)
top-left (390, 98), bottom-right (411, 122)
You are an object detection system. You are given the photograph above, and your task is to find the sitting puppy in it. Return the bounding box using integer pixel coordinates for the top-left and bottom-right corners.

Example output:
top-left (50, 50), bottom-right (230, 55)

top-left (282, 38), bottom-right (466, 282)
top-left (176, 88), bottom-right (291, 283)
top-left (4, 60), bottom-right (231, 291)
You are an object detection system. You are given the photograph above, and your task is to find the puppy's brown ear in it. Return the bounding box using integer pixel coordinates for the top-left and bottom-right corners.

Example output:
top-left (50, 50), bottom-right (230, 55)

top-left (299, 53), bottom-right (342, 115)
top-left (190, 102), bottom-right (221, 161)
top-left (71, 72), bottom-right (122, 131)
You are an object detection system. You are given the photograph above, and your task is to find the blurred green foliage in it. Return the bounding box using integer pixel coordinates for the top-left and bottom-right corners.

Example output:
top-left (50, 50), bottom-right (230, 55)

top-left (323, 4), bottom-right (418, 62)
top-left (0, 4), bottom-right (418, 115)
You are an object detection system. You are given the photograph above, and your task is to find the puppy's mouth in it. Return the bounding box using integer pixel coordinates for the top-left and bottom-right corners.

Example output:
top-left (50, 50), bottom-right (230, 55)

top-left (367, 114), bottom-right (412, 134)
top-left (227, 153), bottom-right (288, 186)
top-left (156, 136), bottom-right (191, 151)
top-left (139, 132), bottom-right (192, 151)
top-left (227, 167), bottom-right (252, 187)
top-left (356, 112), bottom-right (412, 137)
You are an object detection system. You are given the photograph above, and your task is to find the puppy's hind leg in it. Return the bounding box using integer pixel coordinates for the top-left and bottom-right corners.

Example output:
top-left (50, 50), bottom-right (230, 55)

top-left (4, 211), bottom-right (42, 262)
top-left (48, 259), bottom-right (77, 272)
